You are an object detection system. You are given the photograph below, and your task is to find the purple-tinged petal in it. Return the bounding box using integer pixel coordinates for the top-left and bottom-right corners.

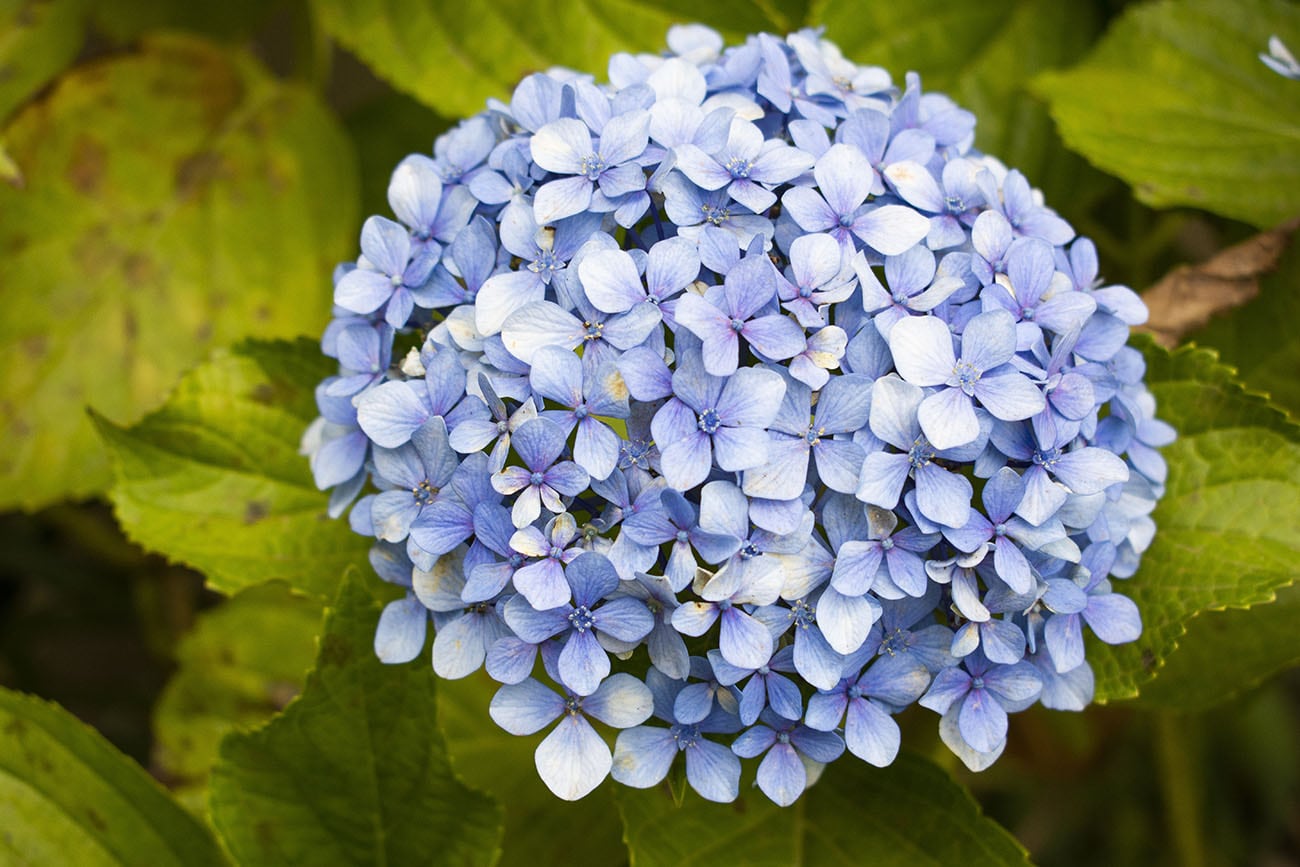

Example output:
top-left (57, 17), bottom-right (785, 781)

top-left (584, 672), bottom-right (655, 727)
top-left (594, 597), bottom-right (654, 643)
top-left (356, 382), bottom-right (431, 448)
top-left (1083, 594), bottom-right (1142, 644)
top-left (844, 698), bottom-right (901, 767)
top-left (914, 463), bottom-right (973, 528)
top-left (756, 742), bottom-right (806, 807)
top-left (686, 739), bottom-right (742, 803)
top-left (559, 627), bottom-right (610, 696)
top-left (720, 608), bottom-right (774, 669)
top-left (512, 559), bottom-right (571, 611)
top-left (957, 689), bottom-right (1007, 754)
top-left (852, 205), bottom-right (931, 256)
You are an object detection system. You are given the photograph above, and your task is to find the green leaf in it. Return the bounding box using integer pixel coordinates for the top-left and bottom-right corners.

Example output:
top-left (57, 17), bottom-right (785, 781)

top-left (0, 34), bottom-right (358, 510)
top-left (1090, 340), bottom-right (1300, 701)
top-left (0, 0), bottom-right (88, 122)
top-left (1034, 0), bottom-right (1300, 228)
top-left (1186, 238), bottom-right (1300, 417)
top-left (1136, 581), bottom-right (1300, 712)
top-left (309, 0), bottom-right (788, 118)
top-left (617, 752), bottom-right (1030, 866)
top-left (0, 686), bottom-right (227, 866)
top-left (438, 675), bottom-right (629, 867)
top-left (152, 582), bottom-right (322, 814)
top-left (95, 338), bottom-right (371, 600)
top-left (818, 0), bottom-right (1103, 208)
top-left (209, 571), bottom-right (503, 867)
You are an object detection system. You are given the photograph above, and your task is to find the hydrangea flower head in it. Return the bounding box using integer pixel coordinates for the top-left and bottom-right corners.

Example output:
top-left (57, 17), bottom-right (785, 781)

top-left (304, 24), bottom-right (1171, 805)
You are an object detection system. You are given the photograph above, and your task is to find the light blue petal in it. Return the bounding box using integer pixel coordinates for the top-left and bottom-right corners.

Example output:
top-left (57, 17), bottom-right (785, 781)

top-left (611, 727), bottom-right (677, 788)
top-left (535, 714), bottom-right (611, 801)
top-left (489, 679), bottom-right (565, 735)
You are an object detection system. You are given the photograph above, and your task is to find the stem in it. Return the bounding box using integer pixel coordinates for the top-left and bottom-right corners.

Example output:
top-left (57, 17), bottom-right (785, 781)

top-left (1156, 712), bottom-right (1206, 867)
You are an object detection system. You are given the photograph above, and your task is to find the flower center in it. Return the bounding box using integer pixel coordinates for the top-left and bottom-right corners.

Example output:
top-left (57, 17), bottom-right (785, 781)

top-left (1033, 448), bottom-right (1062, 470)
top-left (725, 156), bottom-right (753, 179)
top-left (730, 318), bottom-right (746, 333)
top-left (791, 598), bottom-right (816, 629)
top-left (580, 154), bottom-right (606, 181)
top-left (880, 627), bottom-right (906, 656)
top-left (908, 436), bottom-right (936, 469)
top-left (530, 471), bottom-right (547, 486)
top-left (804, 426), bottom-right (823, 446)
top-left (953, 360), bottom-right (982, 393)
top-left (670, 723), bottom-right (701, 749)
top-left (697, 408), bottom-right (722, 434)
top-left (880, 537), bottom-right (894, 551)
top-left (701, 203), bottom-right (731, 226)
top-left (568, 605), bottom-right (596, 632)
top-left (412, 479), bottom-right (439, 505)
top-left (739, 541), bottom-right (761, 560)
top-left (583, 321), bottom-right (605, 341)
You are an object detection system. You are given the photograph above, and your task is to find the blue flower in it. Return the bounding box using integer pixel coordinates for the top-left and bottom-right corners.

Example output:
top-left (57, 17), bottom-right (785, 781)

top-left (805, 651), bottom-right (931, 767)
top-left (920, 651), bottom-right (1042, 754)
top-left (731, 711), bottom-right (845, 806)
top-left (489, 673), bottom-right (654, 800)
top-left (491, 417), bottom-right (590, 528)
top-left (611, 667), bottom-right (743, 802)
top-left (889, 309), bottom-right (1045, 450)
top-left (530, 112), bottom-right (651, 224)
top-left (650, 353), bottom-right (786, 491)
top-left (504, 551), bottom-right (653, 694)
top-left (305, 23), bottom-right (1173, 802)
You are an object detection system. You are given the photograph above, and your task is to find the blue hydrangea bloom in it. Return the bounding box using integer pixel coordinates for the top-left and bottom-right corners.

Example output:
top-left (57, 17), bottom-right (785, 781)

top-left (305, 24), bottom-right (1173, 804)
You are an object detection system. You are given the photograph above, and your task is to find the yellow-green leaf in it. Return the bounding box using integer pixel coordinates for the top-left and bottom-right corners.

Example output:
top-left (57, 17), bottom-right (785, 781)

top-left (96, 338), bottom-right (372, 600)
top-left (1035, 0), bottom-right (1300, 228)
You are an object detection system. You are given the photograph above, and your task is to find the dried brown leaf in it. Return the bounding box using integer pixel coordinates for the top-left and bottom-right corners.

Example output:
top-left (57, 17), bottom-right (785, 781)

top-left (1140, 218), bottom-right (1300, 346)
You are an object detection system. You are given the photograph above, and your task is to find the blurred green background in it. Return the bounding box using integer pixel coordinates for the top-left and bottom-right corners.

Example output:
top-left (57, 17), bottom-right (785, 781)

top-left (1, 0), bottom-right (1298, 864)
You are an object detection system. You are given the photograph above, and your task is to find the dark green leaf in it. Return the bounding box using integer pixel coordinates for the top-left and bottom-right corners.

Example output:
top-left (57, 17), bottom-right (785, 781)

top-left (1035, 0), bottom-right (1300, 228)
top-left (1090, 340), bottom-right (1300, 701)
top-left (0, 34), bottom-right (358, 509)
top-left (0, 686), bottom-right (227, 866)
top-left (95, 338), bottom-right (371, 600)
top-left (152, 582), bottom-right (322, 813)
top-left (90, 0), bottom-right (275, 42)
top-left (438, 674), bottom-right (628, 867)
top-left (209, 571), bottom-right (503, 866)
top-left (617, 752), bottom-right (1030, 866)
top-left (0, 0), bottom-right (87, 122)
top-left (342, 88), bottom-right (453, 220)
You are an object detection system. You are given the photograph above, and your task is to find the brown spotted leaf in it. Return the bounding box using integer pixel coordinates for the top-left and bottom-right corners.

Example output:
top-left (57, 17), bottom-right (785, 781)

top-left (0, 34), bottom-right (357, 509)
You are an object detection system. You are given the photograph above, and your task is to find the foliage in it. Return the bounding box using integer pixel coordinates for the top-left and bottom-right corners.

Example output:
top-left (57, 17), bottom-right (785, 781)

top-left (0, 0), bottom-right (1297, 865)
